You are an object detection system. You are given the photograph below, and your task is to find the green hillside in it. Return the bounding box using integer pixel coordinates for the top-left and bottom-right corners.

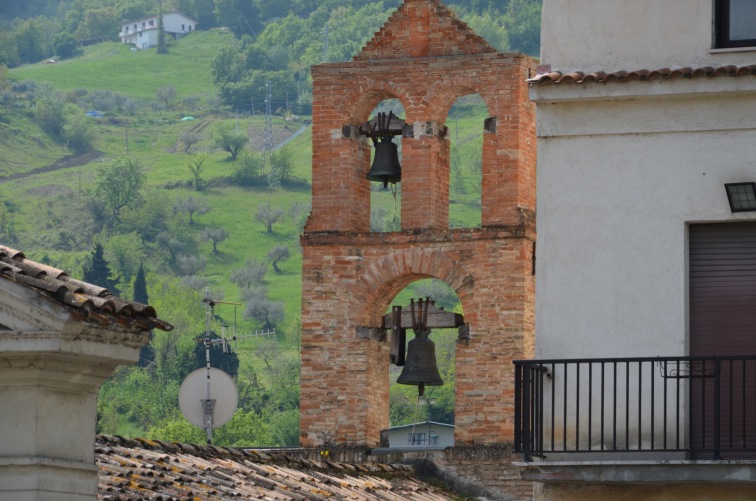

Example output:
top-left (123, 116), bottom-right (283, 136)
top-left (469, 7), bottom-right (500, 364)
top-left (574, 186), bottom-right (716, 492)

top-left (10, 31), bottom-right (230, 101)
top-left (1, 9), bottom-right (508, 446)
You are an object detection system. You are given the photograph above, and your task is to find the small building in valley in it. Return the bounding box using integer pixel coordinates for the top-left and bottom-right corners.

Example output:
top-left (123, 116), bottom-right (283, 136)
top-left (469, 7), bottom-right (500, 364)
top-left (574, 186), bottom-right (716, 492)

top-left (387, 421), bottom-right (455, 448)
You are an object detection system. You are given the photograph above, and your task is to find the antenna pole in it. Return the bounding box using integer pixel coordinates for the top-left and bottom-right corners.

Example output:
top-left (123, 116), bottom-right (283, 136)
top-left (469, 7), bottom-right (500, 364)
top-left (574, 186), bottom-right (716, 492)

top-left (202, 288), bottom-right (216, 444)
top-left (203, 336), bottom-right (215, 444)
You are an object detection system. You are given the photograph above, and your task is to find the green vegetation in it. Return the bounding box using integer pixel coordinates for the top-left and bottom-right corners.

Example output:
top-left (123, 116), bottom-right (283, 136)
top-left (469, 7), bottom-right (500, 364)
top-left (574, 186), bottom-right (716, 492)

top-left (0, 0), bottom-right (540, 446)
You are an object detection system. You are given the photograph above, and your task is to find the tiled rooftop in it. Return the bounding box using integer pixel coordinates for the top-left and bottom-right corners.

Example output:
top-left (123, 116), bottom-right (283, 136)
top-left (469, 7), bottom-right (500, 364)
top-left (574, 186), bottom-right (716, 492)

top-left (529, 64), bottom-right (756, 85)
top-left (0, 244), bottom-right (172, 332)
top-left (96, 435), bottom-right (456, 500)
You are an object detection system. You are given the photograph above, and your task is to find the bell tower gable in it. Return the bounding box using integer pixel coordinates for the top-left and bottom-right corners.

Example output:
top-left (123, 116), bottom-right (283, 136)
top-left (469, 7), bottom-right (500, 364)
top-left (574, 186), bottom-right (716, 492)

top-left (355, 0), bottom-right (497, 61)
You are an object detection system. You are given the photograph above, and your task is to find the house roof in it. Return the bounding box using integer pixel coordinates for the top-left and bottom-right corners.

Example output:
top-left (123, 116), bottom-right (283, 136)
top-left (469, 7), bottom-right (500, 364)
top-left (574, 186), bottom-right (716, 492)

top-left (0, 245), bottom-right (172, 332)
top-left (528, 64), bottom-right (756, 85)
top-left (389, 421), bottom-right (454, 431)
top-left (121, 10), bottom-right (197, 26)
top-left (354, 0), bottom-right (497, 61)
top-left (96, 435), bottom-right (457, 500)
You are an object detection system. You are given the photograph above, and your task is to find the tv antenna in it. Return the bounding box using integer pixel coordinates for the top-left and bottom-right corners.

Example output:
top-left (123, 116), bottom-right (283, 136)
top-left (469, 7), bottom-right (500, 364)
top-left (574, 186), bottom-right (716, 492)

top-left (179, 366), bottom-right (237, 445)
top-left (198, 288), bottom-right (276, 353)
top-left (179, 288), bottom-right (275, 443)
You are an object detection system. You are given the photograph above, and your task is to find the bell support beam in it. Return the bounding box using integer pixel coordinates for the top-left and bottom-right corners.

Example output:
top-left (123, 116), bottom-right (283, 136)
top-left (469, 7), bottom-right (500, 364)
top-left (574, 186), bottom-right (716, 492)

top-left (381, 299), bottom-right (464, 330)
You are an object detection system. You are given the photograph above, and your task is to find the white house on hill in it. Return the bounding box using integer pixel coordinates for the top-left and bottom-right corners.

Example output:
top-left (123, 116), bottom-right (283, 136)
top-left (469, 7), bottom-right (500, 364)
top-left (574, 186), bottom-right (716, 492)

top-left (120, 11), bottom-right (197, 49)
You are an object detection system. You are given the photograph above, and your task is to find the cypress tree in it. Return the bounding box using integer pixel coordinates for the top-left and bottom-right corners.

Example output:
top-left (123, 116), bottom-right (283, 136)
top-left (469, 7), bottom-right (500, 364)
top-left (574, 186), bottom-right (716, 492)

top-left (157, 4), bottom-right (168, 54)
top-left (82, 243), bottom-right (120, 295)
top-left (133, 262), bottom-right (155, 367)
top-left (133, 263), bottom-right (149, 304)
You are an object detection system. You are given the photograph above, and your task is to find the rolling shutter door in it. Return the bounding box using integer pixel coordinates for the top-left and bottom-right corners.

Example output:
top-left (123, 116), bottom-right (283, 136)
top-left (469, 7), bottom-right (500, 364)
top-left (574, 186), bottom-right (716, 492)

top-left (689, 222), bottom-right (756, 457)
top-left (690, 222), bottom-right (756, 356)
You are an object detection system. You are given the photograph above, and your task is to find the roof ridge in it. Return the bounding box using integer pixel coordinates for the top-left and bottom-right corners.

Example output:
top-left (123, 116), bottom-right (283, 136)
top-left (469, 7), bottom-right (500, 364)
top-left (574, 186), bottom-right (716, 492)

top-left (96, 435), bottom-right (414, 476)
top-left (530, 63), bottom-right (756, 85)
top-left (0, 244), bottom-right (172, 332)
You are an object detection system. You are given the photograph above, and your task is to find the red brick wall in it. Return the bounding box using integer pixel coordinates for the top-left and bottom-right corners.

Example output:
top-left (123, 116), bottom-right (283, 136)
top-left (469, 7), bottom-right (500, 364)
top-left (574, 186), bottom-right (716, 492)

top-left (306, 53), bottom-right (536, 233)
top-left (300, 0), bottom-right (537, 448)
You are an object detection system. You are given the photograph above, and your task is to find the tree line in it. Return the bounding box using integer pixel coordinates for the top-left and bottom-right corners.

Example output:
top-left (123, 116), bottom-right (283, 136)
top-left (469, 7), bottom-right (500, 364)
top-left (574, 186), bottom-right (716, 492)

top-left (0, 0), bottom-right (541, 115)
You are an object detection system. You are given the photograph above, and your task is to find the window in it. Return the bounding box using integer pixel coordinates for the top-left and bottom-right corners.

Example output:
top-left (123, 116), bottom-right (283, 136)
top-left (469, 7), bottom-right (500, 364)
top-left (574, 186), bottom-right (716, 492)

top-left (149, 20), bottom-right (154, 26)
top-left (716, 0), bottom-right (756, 48)
top-left (408, 432), bottom-right (426, 446)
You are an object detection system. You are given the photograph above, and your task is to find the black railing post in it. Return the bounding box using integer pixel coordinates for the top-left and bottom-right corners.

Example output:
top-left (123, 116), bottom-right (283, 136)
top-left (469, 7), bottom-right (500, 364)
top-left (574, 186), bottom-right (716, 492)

top-left (522, 363), bottom-right (532, 461)
top-left (514, 362), bottom-right (522, 453)
top-left (714, 358), bottom-right (721, 460)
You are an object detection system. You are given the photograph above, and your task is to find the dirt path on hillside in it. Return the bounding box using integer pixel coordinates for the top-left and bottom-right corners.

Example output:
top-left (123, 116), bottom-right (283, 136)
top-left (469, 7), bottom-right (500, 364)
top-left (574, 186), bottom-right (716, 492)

top-left (0, 150), bottom-right (103, 184)
top-left (0, 119), bottom-right (309, 184)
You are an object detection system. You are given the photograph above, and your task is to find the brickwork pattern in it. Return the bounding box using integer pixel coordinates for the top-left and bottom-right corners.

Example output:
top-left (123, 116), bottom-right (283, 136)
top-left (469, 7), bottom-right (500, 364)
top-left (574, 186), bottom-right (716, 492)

top-left (308, 53), bottom-right (536, 233)
top-left (301, 0), bottom-right (537, 450)
top-left (355, 0), bottom-right (497, 61)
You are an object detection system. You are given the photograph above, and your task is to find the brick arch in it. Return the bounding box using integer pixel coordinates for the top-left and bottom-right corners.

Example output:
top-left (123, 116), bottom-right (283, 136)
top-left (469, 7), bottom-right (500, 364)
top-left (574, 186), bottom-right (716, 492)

top-left (343, 80), bottom-right (414, 124)
top-left (348, 249), bottom-right (475, 326)
top-left (421, 76), bottom-right (498, 123)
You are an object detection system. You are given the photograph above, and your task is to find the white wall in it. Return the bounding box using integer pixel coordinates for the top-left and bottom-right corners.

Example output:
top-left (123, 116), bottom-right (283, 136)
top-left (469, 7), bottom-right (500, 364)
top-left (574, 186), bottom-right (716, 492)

top-left (540, 0), bottom-right (756, 73)
top-left (534, 1), bottom-right (756, 361)
top-left (162, 13), bottom-right (195, 34)
top-left (533, 82), bottom-right (756, 360)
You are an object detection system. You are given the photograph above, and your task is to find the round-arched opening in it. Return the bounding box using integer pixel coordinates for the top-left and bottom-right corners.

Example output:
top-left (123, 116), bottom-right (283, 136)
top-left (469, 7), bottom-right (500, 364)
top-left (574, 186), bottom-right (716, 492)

top-left (385, 278), bottom-right (459, 448)
top-left (447, 94), bottom-right (486, 229)
top-left (368, 98), bottom-right (405, 232)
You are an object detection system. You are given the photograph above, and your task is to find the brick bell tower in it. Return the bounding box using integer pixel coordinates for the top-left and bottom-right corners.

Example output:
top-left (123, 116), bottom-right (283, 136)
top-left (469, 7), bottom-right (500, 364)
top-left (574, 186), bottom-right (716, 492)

top-left (300, 0), bottom-right (537, 447)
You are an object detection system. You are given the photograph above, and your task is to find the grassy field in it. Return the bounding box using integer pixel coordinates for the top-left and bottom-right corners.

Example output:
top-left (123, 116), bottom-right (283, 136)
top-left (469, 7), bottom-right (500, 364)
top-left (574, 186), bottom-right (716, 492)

top-left (2, 30), bottom-right (487, 345)
top-left (10, 30), bottom-right (233, 101)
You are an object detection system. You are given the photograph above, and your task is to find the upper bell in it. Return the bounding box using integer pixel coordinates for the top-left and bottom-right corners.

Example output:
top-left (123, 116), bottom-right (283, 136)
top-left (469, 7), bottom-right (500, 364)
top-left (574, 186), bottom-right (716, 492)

top-left (397, 330), bottom-right (443, 396)
top-left (366, 137), bottom-right (401, 188)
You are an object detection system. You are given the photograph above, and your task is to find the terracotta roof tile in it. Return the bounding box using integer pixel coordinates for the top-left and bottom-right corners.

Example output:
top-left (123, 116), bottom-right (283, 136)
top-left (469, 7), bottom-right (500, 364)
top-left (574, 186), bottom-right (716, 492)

top-left (96, 435), bottom-right (457, 500)
top-left (0, 244), bottom-right (172, 332)
top-left (529, 64), bottom-right (756, 85)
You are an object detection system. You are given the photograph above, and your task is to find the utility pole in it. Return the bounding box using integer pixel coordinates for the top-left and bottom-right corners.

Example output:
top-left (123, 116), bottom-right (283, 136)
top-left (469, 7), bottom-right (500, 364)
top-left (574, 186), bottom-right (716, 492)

top-left (263, 81), bottom-right (273, 176)
top-left (323, 23), bottom-right (329, 63)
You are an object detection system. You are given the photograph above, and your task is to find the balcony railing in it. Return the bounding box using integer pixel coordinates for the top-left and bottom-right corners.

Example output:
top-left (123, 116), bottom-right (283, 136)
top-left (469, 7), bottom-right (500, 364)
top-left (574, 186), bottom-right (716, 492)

top-left (514, 356), bottom-right (756, 462)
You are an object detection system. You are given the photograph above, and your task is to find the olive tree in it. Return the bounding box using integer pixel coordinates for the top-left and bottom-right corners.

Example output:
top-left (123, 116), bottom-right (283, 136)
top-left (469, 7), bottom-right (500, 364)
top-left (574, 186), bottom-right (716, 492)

top-left (92, 156), bottom-right (146, 227)
top-left (214, 125), bottom-right (248, 160)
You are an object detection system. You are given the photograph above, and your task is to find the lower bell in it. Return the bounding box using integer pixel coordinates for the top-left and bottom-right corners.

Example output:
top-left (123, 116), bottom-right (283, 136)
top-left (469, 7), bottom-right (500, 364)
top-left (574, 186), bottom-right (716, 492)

top-left (397, 330), bottom-right (443, 396)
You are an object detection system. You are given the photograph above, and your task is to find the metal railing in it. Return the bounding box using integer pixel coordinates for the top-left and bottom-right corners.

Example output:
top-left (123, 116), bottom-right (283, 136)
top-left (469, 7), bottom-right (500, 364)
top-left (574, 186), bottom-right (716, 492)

top-left (514, 356), bottom-right (756, 461)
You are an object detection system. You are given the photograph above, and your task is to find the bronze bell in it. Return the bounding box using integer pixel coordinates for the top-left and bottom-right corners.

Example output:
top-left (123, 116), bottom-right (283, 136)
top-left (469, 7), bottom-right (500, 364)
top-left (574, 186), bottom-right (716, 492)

top-left (397, 330), bottom-right (443, 396)
top-left (366, 137), bottom-right (401, 188)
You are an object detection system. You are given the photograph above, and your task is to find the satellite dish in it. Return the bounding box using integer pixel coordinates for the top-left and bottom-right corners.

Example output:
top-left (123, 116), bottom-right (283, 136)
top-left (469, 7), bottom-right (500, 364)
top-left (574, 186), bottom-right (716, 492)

top-left (179, 367), bottom-right (238, 429)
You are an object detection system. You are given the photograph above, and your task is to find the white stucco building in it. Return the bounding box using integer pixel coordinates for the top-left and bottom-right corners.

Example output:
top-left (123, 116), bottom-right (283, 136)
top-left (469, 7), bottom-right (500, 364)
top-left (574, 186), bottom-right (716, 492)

top-left (0, 246), bottom-right (171, 500)
top-left (120, 11), bottom-right (197, 49)
top-left (517, 1), bottom-right (756, 499)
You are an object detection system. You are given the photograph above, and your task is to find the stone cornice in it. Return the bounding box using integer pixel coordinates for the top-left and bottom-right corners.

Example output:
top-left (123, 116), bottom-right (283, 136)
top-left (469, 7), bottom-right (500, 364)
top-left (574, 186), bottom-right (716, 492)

top-left (302, 220), bottom-right (536, 248)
